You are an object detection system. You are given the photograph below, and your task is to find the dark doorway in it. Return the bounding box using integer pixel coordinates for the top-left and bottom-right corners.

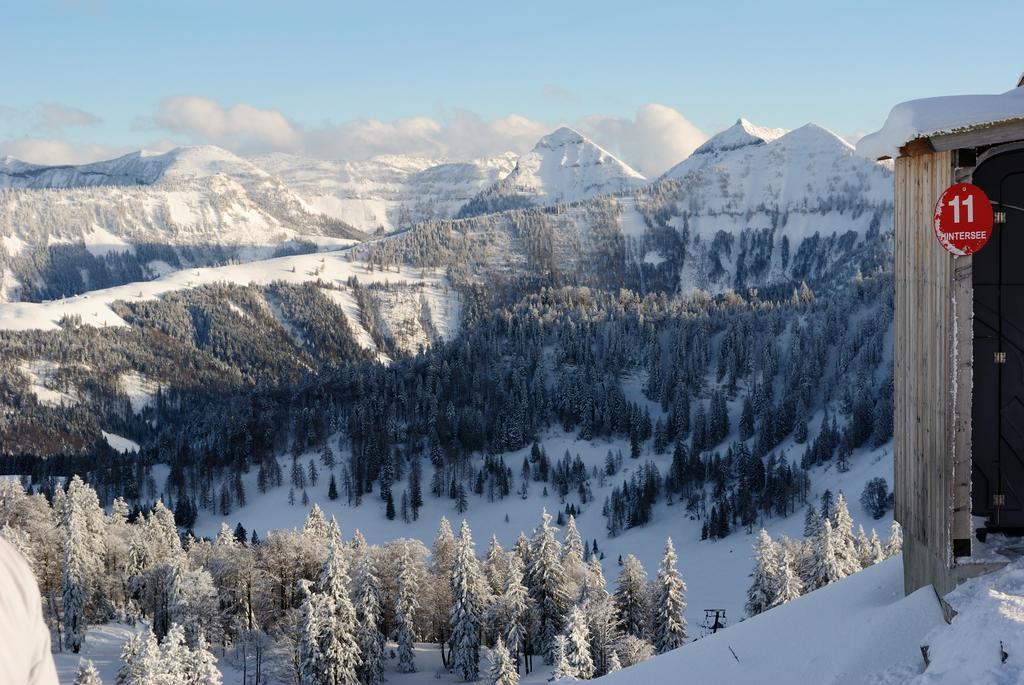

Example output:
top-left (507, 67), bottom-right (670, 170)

top-left (973, 147), bottom-right (1024, 532)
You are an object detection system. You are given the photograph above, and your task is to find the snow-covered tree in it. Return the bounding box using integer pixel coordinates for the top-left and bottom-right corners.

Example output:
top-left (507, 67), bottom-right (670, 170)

top-left (169, 565), bottom-right (219, 647)
top-left (652, 538), bottom-right (686, 653)
top-left (745, 529), bottom-right (779, 617)
top-left (155, 623), bottom-right (223, 685)
top-left (318, 538), bottom-right (361, 685)
top-left (450, 520), bottom-right (484, 681)
top-left (298, 581), bottom-right (331, 685)
top-left (768, 548), bottom-right (803, 608)
top-left (562, 606), bottom-right (595, 679)
top-left (830, 493), bottom-right (860, 575)
top-left (115, 628), bottom-right (160, 685)
top-left (73, 659), bottom-right (103, 685)
top-left (187, 633), bottom-right (223, 685)
top-left (394, 545), bottom-right (419, 673)
top-left (884, 520), bottom-right (903, 558)
top-left (61, 476), bottom-right (106, 653)
top-left (350, 545), bottom-right (385, 685)
top-left (867, 529), bottom-right (885, 567)
top-left (484, 535), bottom-right (508, 596)
top-left (551, 635), bottom-right (574, 680)
top-left (613, 555), bottom-right (649, 639)
top-left (525, 509), bottom-right (572, 663)
top-left (561, 515), bottom-right (585, 578)
top-left (498, 554), bottom-right (531, 672)
top-left (804, 519), bottom-right (848, 591)
top-left (488, 637), bottom-right (519, 685)
top-left (303, 503), bottom-right (332, 548)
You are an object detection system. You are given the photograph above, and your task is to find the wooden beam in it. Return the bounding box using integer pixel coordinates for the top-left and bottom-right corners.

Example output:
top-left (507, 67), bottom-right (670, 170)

top-left (899, 138), bottom-right (935, 158)
top-left (929, 118), bottom-right (1024, 152)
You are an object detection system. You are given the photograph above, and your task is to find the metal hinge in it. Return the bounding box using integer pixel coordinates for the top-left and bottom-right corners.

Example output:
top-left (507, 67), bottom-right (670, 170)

top-left (995, 352), bottom-right (1007, 364)
top-left (995, 211), bottom-right (1007, 224)
top-left (994, 494), bottom-right (1006, 507)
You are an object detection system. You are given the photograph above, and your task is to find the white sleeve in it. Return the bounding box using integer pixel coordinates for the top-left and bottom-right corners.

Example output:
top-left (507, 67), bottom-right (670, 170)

top-left (0, 538), bottom-right (59, 685)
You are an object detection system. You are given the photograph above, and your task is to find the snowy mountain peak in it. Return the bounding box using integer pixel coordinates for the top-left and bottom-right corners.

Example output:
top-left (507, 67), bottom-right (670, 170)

top-left (527, 126), bottom-right (645, 180)
top-left (689, 118), bottom-right (788, 157)
top-left (458, 126), bottom-right (646, 214)
top-left (535, 125), bottom-right (588, 148)
top-left (777, 122), bottom-right (855, 151)
top-left (0, 144), bottom-right (268, 190)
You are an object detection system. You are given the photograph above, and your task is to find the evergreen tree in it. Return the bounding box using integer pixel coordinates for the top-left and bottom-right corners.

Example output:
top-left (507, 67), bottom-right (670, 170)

top-left (318, 539), bottom-right (362, 685)
top-left (652, 538), bottom-right (687, 652)
top-left (61, 476), bottom-right (105, 654)
top-left (488, 637), bottom-right (520, 685)
top-left (563, 606), bottom-right (595, 679)
top-left (524, 510), bottom-right (572, 663)
top-left (804, 519), bottom-right (847, 591)
top-left (550, 635), bottom-right (574, 680)
top-left (73, 659), bottom-right (103, 685)
top-left (768, 548), bottom-right (804, 609)
top-left (614, 555), bottom-right (649, 639)
top-left (830, 493), bottom-right (861, 576)
top-left (351, 546), bottom-right (385, 685)
top-left (115, 628), bottom-right (160, 685)
top-left (884, 520), bottom-right (903, 558)
top-left (450, 520), bottom-right (484, 681)
top-left (745, 529), bottom-right (778, 617)
top-left (500, 554), bottom-right (531, 674)
top-left (394, 545), bottom-right (419, 673)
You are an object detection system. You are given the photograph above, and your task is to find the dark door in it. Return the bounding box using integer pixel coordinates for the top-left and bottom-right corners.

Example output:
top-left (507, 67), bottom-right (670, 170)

top-left (973, 148), bottom-right (1024, 532)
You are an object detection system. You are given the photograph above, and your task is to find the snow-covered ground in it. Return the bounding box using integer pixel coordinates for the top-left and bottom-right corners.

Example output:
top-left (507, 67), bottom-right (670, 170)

top-left (185, 405), bottom-right (893, 638)
top-left (596, 556), bottom-right (944, 684)
top-left (0, 249), bottom-right (458, 347)
top-left (253, 151), bottom-right (518, 233)
top-left (909, 556), bottom-right (1024, 684)
top-left (53, 628), bottom-right (557, 685)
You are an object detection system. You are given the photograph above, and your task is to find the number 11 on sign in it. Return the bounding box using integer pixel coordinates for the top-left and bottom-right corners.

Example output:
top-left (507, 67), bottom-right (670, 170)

top-left (947, 193), bottom-right (974, 224)
top-left (933, 183), bottom-right (993, 256)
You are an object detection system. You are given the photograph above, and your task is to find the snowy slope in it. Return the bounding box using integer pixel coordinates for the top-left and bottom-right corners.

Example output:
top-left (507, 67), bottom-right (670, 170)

top-left (460, 127), bottom-right (647, 214)
top-left (909, 556), bottom-right (1024, 684)
top-left (680, 117), bottom-right (787, 160)
top-left (659, 120), bottom-right (891, 220)
top-left (253, 152), bottom-right (518, 233)
top-left (0, 146), bottom-right (366, 250)
top-left (596, 556), bottom-right (944, 684)
top-left (183, 394), bottom-right (895, 640)
top-left (0, 146), bottom-right (370, 302)
top-left (0, 247), bottom-right (461, 359)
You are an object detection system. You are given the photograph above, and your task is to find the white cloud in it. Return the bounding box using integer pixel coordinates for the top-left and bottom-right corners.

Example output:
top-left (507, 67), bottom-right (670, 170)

top-left (154, 96), bottom-right (302, 153)
top-left (297, 109), bottom-right (549, 161)
top-left (4, 97), bottom-right (709, 174)
top-left (0, 138), bottom-right (128, 165)
top-left (34, 103), bottom-right (101, 131)
top-left (577, 104), bottom-right (707, 177)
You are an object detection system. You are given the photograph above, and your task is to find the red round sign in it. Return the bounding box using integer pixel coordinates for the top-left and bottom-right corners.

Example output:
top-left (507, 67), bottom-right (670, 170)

top-left (933, 183), bottom-right (994, 256)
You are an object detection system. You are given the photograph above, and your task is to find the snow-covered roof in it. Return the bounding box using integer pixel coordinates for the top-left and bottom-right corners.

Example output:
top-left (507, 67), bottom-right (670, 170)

top-left (857, 86), bottom-right (1024, 160)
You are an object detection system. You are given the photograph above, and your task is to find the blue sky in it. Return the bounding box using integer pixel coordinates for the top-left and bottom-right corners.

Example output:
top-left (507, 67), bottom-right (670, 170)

top-left (2, 0), bottom-right (1022, 173)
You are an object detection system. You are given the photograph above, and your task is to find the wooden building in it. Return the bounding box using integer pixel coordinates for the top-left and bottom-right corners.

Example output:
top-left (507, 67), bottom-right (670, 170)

top-left (860, 81), bottom-right (1024, 595)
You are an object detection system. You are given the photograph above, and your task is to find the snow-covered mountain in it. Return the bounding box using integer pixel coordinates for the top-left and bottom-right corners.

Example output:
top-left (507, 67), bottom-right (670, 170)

top-left (643, 118), bottom-right (894, 291)
top-left (458, 127), bottom-right (647, 216)
top-left (0, 146), bottom-right (366, 302)
top-left (1, 144), bottom-right (300, 190)
top-left (664, 117), bottom-right (785, 168)
top-left (253, 152), bottom-right (518, 233)
top-left (657, 120), bottom-right (890, 214)
top-left (369, 118), bottom-right (893, 294)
